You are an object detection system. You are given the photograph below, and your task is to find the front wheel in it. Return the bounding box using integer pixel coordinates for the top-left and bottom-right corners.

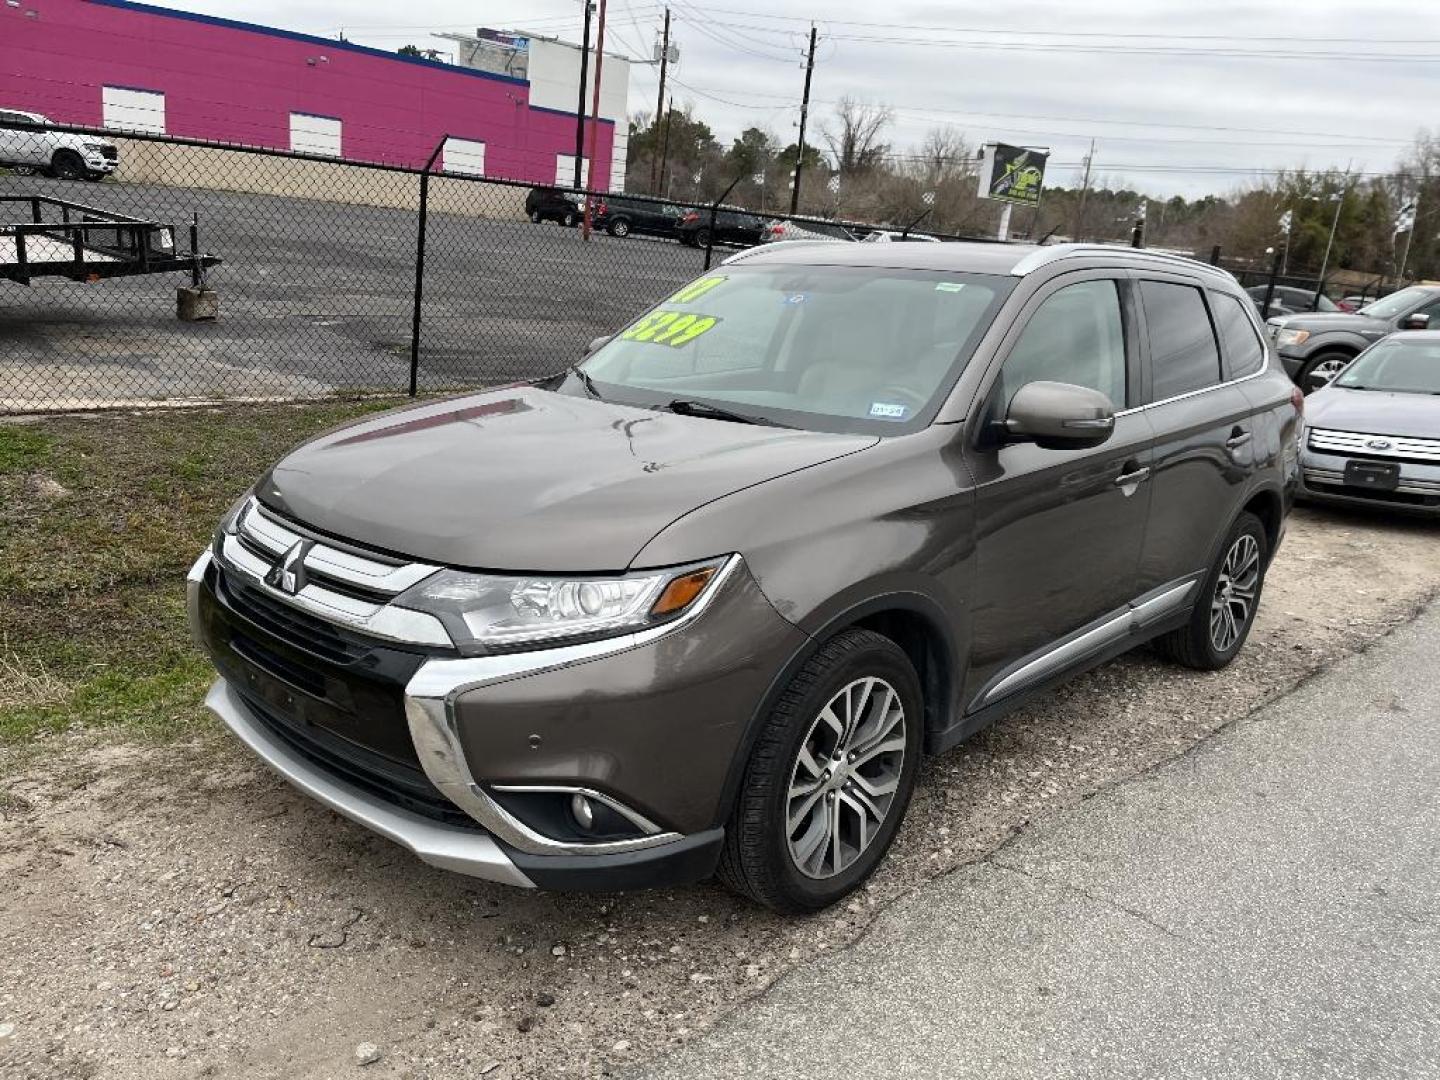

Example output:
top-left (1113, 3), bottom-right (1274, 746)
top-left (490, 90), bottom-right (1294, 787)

top-left (562, 211), bottom-right (577, 227)
top-left (1155, 511), bottom-right (1268, 670)
top-left (609, 218), bottom-right (631, 238)
top-left (1297, 350), bottom-right (1352, 391)
top-left (49, 150), bottom-right (85, 181)
top-left (718, 628), bottom-right (923, 913)
top-left (694, 227), bottom-right (712, 248)
top-left (529, 210), bottom-right (542, 223)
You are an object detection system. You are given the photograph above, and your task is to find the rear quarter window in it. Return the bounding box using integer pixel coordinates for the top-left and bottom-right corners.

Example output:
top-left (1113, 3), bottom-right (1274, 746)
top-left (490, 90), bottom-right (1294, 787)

top-left (1140, 280), bottom-right (1223, 401)
top-left (1210, 291), bottom-right (1268, 379)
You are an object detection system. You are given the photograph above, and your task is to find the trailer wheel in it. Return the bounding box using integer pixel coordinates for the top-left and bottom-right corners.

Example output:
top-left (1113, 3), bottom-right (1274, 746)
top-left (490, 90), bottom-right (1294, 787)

top-left (49, 150), bottom-right (85, 181)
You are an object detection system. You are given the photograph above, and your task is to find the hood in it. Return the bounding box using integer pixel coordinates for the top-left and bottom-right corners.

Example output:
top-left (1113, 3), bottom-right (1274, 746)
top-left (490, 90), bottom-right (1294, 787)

top-left (1269, 311), bottom-right (1389, 334)
top-left (1307, 386), bottom-right (1440, 438)
top-left (258, 387), bottom-right (876, 571)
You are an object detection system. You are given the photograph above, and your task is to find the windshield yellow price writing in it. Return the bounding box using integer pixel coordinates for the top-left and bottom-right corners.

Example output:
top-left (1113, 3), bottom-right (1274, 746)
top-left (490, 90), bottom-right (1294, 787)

top-left (669, 276), bottom-right (726, 303)
top-left (620, 310), bottom-right (719, 347)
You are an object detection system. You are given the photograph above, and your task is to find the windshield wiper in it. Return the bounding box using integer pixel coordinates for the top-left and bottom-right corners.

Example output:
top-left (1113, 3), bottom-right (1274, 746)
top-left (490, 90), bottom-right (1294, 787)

top-left (663, 398), bottom-right (792, 428)
top-left (567, 364), bottom-right (602, 399)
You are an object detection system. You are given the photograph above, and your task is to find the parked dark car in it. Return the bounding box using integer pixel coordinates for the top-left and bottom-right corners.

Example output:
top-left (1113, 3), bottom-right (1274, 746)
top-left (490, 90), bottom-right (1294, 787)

top-left (190, 242), bottom-right (1297, 912)
top-left (676, 207), bottom-right (766, 248)
top-left (524, 186), bottom-right (583, 226)
top-left (1245, 284), bottom-right (1338, 318)
top-left (1267, 284), bottom-right (1440, 387)
top-left (593, 196), bottom-right (687, 239)
top-left (1298, 330), bottom-right (1440, 515)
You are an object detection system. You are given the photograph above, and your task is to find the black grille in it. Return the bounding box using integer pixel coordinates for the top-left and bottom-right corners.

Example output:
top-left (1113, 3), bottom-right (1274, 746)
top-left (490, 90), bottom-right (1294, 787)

top-left (240, 689), bottom-right (483, 831)
top-left (100, 146), bottom-right (118, 160)
top-left (1309, 481), bottom-right (1440, 508)
top-left (218, 566), bottom-right (367, 664)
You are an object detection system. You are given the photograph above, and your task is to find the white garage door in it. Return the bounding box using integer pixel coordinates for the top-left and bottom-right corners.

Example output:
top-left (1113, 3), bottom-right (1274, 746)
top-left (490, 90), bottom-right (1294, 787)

top-left (290, 113), bottom-right (342, 157)
top-left (555, 154), bottom-right (589, 187)
top-left (443, 137), bottom-right (486, 176)
top-left (102, 87), bottom-right (166, 134)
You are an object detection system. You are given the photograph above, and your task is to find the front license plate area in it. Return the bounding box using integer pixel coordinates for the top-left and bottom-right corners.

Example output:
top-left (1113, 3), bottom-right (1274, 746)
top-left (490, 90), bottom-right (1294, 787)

top-left (1344, 459), bottom-right (1401, 491)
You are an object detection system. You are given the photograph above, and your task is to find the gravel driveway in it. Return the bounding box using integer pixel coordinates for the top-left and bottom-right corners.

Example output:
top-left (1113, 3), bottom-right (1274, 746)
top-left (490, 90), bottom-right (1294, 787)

top-left (1, 506), bottom-right (1437, 1080)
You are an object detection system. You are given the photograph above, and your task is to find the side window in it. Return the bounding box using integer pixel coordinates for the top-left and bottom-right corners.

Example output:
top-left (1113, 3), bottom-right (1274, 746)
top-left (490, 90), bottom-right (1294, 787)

top-left (994, 278), bottom-right (1127, 410)
top-left (1211, 292), bottom-right (1267, 379)
top-left (1140, 281), bottom-right (1222, 401)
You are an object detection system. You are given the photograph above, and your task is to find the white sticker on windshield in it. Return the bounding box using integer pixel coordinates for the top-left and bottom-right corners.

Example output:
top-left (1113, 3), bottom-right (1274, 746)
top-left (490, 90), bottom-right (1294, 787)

top-left (935, 282), bottom-right (966, 293)
top-left (869, 401), bottom-right (908, 420)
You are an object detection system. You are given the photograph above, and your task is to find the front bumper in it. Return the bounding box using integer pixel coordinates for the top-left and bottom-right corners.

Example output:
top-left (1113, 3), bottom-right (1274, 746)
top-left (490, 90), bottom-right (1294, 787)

top-left (189, 542), bottom-right (804, 889)
top-left (1298, 449), bottom-right (1440, 516)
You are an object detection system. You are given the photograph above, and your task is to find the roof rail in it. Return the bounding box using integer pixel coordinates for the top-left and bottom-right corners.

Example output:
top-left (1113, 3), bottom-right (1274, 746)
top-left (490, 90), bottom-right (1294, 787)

top-left (1009, 243), bottom-right (1234, 280)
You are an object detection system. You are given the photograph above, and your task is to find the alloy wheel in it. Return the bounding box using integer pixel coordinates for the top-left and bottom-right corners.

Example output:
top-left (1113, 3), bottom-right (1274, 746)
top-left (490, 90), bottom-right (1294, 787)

top-left (1210, 533), bottom-right (1261, 652)
top-left (785, 677), bottom-right (907, 879)
top-left (1312, 356), bottom-right (1350, 381)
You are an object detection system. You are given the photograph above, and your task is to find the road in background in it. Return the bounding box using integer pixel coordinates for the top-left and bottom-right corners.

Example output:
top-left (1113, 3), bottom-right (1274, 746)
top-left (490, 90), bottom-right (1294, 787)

top-left (636, 604), bottom-right (1440, 1080)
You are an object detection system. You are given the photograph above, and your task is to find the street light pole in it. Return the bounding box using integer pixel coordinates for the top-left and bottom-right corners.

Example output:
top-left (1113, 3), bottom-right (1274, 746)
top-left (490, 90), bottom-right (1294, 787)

top-left (581, 0), bottom-right (609, 240)
top-left (574, 0), bottom-right (593, 189)
top-left (1314, 166), bottom-right (1351, 309)
top-left (789, 24), bottom-right (817, 216)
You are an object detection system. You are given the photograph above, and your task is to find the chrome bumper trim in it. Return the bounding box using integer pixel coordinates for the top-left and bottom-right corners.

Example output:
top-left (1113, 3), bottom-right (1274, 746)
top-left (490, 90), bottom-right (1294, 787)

top-left (206, 678), bottom-right (534, 888)
top-left (187, 549), bottom-right (212, 647)
top-left (1303, 466), bottom-right (1440, 497)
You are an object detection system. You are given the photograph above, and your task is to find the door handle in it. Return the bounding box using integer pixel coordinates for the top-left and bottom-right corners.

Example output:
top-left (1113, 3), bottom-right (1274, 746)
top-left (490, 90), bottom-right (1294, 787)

top-left (1225, 430), bottom-right (1253, 450)
top-left (1114, 466), bottom-right (1151, 487)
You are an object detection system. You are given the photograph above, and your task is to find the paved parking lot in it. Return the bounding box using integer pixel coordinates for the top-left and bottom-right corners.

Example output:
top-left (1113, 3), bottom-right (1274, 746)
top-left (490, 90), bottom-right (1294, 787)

top-left (0, 174), bottom-right (707, 410)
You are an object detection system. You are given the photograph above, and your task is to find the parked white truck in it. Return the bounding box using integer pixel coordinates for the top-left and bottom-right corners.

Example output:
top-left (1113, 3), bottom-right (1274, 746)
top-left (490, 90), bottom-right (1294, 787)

top-left (0, 109), bottom-right (118, 181)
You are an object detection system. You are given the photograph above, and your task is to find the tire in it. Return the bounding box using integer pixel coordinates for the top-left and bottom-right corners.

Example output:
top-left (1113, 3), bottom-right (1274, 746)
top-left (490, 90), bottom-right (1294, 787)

top-left (1297, 350), bottom-right (1353, 391)
top-left (695, 227), bottom-right (712, 248)
top-left (49, 150), bottom-right (85, 181)
top-left (1155, 511), bottom-right (1268, 671)
top-left (718, 628), bottom-right (924, 913)
top-left (563, 211), bottom-right (577, 227)
top-left (529, 210), bottom-right (542, 223)
top-left (609, 218), bottom-right (631, 238)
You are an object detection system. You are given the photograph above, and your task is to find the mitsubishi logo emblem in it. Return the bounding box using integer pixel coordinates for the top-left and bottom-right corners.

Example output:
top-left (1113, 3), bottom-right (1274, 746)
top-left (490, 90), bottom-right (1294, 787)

top-left (1366, 438), bottom-right (1393, 451)
top-left (264, 540), bottom-right (310, 595)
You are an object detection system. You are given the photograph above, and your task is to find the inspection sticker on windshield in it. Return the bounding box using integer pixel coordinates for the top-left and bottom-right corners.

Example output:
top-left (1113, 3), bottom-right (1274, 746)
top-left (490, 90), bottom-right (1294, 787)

top-left (869, 401), bottom-right (908, 420)
top-left (620, 310), bottom-right (720, 347)
top-left (935, 282), bottom-right (967, 293)
top-left (669, 276), bottom-right (727, 304)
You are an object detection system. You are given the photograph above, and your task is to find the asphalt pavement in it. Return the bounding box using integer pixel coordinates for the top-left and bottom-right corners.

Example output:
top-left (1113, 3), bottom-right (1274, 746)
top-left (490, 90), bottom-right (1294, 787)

top-left (635, 603), bottom-right (1440, 1080)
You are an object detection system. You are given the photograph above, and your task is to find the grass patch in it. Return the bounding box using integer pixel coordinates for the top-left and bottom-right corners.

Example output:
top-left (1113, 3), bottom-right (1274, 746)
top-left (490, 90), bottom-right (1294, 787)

top-left (0, 400), bottom-right (398, 750)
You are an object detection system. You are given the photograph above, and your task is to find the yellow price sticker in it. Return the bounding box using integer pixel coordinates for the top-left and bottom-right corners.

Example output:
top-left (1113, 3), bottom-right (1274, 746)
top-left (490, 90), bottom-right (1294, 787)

top-left (619, 310), bottom-right (719, 348)
top-left (669, 276), bottom-right (727, 304)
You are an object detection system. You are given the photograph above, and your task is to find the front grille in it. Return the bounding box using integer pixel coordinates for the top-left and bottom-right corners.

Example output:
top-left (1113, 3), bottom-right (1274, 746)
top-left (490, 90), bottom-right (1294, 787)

top-left (219, 567), bottom-right (369, 664)
top-left (239, 689), bottom-right (483, 831)
top-left (99, 146), bottom-right (118, 160)
top-left (1308, 427), bottom-right (1440, 465)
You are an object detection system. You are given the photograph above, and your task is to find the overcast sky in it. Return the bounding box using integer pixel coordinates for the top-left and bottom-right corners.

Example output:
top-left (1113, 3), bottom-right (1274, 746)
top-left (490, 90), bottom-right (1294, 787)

top-left (164, 0), bottom-right (1440, 198)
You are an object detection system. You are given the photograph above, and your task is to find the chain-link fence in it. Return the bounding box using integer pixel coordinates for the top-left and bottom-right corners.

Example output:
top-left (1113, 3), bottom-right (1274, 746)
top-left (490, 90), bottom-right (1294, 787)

top-left (6, 121), bottom-right (902, 413)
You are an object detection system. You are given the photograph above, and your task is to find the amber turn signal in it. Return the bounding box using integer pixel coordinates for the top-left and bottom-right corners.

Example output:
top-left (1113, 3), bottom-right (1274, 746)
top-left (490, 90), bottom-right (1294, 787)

top-left (650, 567), bottom-right (718, 616)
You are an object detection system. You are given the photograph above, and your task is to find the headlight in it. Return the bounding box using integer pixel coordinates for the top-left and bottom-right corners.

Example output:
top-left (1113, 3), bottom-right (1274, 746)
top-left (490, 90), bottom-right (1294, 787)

top-left (396, 558), bottom-right (731, 650)
top-left (1276, 328), bottom-right (1310, 348)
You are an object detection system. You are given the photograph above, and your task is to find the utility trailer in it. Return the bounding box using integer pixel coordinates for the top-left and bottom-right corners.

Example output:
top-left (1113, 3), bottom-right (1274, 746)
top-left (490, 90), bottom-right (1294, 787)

top-left (1, 194), bottom-right (220, 285)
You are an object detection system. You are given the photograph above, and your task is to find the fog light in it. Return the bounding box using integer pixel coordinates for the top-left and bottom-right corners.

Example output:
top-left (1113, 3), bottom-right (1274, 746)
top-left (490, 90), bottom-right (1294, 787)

top-left (571, 793), bottom-right (595, 831)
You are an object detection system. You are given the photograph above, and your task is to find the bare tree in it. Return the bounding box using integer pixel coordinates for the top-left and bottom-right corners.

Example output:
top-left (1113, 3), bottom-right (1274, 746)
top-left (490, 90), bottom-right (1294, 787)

top-left (822, 97), bottom-right (894, 177)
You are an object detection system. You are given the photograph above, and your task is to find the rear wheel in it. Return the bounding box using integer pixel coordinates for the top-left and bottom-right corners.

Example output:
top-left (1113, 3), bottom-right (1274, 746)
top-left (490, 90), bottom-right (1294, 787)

top-left (718, 628), bottom-right (923, 913)
top-left (529, 210), bottom-right (542, 223)
top-left (1298, 350), bottom-right (1353, 391)
top-left (49, 150), bottom-right (84, 181)
top-left (695, 226), bottom-right (712, 248)
top-left (1155, 511), bottom-right (1268, 670)
top-left (609, 218), bottom-right (631, 238)
top-left (562, 210), bottom-right (577, 227)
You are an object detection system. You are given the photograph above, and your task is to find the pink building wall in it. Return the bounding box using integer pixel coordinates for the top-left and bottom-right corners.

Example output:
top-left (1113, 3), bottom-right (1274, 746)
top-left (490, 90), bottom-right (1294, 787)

top-left (0, 0), bottom-right (613, 184)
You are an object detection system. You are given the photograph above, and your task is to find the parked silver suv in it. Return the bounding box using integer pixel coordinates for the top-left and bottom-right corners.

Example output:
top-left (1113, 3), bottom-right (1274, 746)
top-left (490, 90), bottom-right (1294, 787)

top-left (190, 243), bottom-right (1300, 911)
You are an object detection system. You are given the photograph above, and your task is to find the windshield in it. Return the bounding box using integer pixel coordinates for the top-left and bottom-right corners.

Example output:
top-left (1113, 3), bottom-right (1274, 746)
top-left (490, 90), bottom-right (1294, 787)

top-left (1334, 339), bottom-right (1440, 394)
top-left (1358, 287), bottom-right (1431, 320)
top-left (576, 265), bottom-right (1013, 434)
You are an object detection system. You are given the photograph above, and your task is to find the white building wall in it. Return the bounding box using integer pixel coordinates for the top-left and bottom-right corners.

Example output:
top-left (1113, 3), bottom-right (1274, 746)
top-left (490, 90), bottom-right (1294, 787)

top-left (525, 37), bottom-right (630, 191)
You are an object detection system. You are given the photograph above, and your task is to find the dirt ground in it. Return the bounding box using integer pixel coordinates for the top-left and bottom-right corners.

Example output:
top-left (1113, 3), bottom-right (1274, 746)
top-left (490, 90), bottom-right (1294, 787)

top-left (1, 507), bottom-right (1436, 1080)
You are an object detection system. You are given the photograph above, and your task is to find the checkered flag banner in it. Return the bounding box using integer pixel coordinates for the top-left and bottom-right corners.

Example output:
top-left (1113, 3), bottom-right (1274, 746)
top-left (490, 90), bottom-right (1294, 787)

top-left (1278, 209), bottom-right (1292, 233)
top-left (1393, 201), bottom-right (1417, 236)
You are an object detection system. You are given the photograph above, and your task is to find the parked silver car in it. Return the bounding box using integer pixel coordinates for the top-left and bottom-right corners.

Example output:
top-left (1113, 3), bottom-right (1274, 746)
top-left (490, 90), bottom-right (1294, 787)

top-left (1299, 331), bottom-right (1440, 515)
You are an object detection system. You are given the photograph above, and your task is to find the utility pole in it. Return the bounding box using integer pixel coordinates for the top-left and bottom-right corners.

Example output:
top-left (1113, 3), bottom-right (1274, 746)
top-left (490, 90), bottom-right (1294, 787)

top-left (650, 7), bottom-right (670, 194)
top-left (1313, 162), bottom-right (1350, 309)
top-left (574, 0), bottom-right (594, 189)
top-left (789, 23), bottom-right (817, 216)
top-left (1074, 138), bottom-right (1095, 240)
top-left (659, 95), bottom-right (674, 197)
top-left (582, 0), bottom-right (609, 239)
top-left (1398, 191), bottom-right (1422, 283)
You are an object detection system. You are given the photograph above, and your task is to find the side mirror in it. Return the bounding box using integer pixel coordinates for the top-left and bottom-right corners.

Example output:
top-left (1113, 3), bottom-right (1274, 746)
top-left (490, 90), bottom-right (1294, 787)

top-left (1402, 313), bottom-right (1430, 331)
top-left (1005, 381), bottom-right (1117, 450)
top-left (584, 335), bottom-right (611, 356)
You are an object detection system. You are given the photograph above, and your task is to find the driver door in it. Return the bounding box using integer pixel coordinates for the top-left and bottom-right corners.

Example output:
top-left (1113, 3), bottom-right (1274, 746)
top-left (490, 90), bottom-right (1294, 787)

top-left (960, 271), bottom-right (1154, 709)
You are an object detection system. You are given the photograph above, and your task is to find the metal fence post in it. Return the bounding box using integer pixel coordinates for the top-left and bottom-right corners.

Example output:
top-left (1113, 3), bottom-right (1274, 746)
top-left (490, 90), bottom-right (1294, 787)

top-left (703, 173), bottom-right (744, 273)
top-left (1259, 248), bottom-right (1282, 320)
top-left (1209, 244), bottom-right (1221, 266)
top-left (409, 136), bottom-right (447, 398)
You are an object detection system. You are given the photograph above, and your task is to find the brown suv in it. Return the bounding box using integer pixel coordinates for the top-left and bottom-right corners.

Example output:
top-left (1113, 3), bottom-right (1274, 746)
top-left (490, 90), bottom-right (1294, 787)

top-left (189, 243), bottom-right (1300, 912)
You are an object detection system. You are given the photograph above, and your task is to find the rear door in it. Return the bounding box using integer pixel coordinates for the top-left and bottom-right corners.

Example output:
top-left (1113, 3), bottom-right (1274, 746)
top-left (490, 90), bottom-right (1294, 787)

top-left (0, 111), bottom-right (31, 165)
top-left (1134, 273), bottom-right (1257, 595)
